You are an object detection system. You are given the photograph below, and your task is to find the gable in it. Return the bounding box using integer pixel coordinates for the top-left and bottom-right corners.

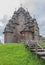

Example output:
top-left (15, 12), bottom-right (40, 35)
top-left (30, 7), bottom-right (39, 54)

top-left (18, 12), bottom-right (25, 25)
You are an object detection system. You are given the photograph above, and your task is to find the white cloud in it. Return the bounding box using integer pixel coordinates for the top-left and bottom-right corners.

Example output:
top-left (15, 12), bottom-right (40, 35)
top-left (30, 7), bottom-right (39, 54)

top-left (0, 15), bottom-right (9, 28)
top-left (0, 35), bottom-right (4, 43)
top-left (40, 17), bottom-right (45, 21)
top-left (0, 0), bottom-right (21, 19)
top-left (0, 22), bottom-right (3, 27)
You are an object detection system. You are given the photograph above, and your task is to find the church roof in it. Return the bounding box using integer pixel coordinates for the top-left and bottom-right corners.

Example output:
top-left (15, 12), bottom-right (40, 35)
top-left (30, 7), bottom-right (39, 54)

top-left (9, 19), bottom-right (19, 25)
top-left (17, 7), bottom-right (26, 13)
top-left (3, 25), bottom-right (13, 33)
top-left (26, 11), bottom-right (31, 18)
top-left (21, 26), bottom-right (34, 33)
top-left (3, 29), bottom-right (13, 33)
top-left (14, 11), bottom-right (17, 14)
top-left (24, 20), bottom-right (34, 27)
top-left (17, 7), bottom-right (32, 18)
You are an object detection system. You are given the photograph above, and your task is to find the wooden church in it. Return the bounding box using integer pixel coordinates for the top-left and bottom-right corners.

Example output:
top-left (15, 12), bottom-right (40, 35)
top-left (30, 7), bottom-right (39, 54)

top-left (3, 6), bottom-right (40, 43)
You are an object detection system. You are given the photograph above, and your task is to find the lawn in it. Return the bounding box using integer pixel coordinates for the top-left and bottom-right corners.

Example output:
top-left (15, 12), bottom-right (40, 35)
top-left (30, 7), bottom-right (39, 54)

top-left (39, 42), bottom-right (45, 48)
top-left (0, 43), bottom-right (45, 65)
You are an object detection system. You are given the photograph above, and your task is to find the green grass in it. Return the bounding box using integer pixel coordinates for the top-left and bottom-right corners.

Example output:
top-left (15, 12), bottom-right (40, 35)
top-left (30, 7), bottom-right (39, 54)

top-left (0, 43), bottom-right (45, 65)
top-left (39, 43), bottom-right (45, 48)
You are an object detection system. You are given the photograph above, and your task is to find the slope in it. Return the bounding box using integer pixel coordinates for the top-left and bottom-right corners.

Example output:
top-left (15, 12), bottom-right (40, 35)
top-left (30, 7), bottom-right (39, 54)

top-left (0, 43), bottom-right (45, 65)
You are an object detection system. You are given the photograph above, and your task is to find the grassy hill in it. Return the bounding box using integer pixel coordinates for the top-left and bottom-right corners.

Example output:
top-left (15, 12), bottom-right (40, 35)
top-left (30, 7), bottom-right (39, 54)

top-left (0, 43), bottom-right (45, 65)
top-left (39, 43), bottom-right (45, 48)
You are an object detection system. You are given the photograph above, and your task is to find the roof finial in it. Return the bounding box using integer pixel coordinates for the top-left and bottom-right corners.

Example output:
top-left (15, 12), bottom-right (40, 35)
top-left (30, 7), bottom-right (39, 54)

top-left (33, 15), bottom-right (35, 19)
top-left (33, 15), bottom-right (36, 20)
top-left (15, 8), bottom-right (16, 11)
top-left (26, 8), bottom-right (28, 12)
top-left (20, 4), bottom-right (22, 7)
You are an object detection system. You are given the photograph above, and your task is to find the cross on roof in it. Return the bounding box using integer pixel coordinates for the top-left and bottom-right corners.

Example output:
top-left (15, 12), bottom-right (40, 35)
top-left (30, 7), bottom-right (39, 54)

top-left (20, 4), bottom-right (22, 7)
top-left (15, 8), bottom-right (16, 11)
top-left (34, 15), bottom-right (35, 18)
top-left (26, 8), bottom-right (28, 12)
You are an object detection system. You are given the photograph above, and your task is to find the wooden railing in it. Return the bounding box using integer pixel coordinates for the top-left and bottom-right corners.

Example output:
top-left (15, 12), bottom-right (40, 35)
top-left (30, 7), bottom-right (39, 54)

top-left (24, 40), bottom-right (43, 49)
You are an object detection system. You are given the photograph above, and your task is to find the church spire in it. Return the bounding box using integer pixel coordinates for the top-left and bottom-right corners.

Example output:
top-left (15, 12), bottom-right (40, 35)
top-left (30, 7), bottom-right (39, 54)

top-left (33, 15), bottom-right (36, 21)
top-left (26, 8), bottom-right (28, 12)
top-left (15, 8), bottom-right (16, 11)
top-left (20, 4), bottom-right (22, 7)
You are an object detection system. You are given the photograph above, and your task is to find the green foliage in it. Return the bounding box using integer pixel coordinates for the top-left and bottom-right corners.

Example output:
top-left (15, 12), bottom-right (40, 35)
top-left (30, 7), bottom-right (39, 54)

top-left (42, 37), bottom-right (45, 42)
top-left (0, 43), bottom-right (45, 65)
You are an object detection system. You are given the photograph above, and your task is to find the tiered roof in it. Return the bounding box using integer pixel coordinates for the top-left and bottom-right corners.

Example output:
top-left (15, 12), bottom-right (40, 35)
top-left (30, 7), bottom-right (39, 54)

top-left (4, 7), bottom-right (38, 33)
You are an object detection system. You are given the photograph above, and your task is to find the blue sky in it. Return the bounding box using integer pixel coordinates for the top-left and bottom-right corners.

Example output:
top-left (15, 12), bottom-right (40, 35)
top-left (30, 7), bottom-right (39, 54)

top-left (0, 0), bottom-right (45, 43)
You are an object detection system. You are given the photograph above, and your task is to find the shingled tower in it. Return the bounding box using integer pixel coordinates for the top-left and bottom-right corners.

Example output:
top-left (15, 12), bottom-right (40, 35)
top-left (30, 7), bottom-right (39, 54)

top-left (3, 6), bottom-right (40, 43)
